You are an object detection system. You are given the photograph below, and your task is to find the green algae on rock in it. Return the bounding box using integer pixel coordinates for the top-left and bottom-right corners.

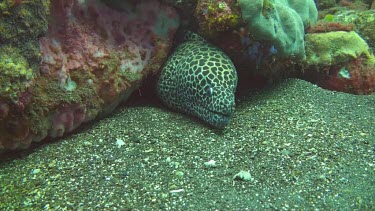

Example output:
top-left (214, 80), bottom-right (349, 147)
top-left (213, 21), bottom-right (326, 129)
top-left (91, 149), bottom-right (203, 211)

top-left (0, 0), bottom-right (50, 70)
top-left (0, 46), bottom-right (35, 101)
top-left (305, 31), bottom-right (375, 66)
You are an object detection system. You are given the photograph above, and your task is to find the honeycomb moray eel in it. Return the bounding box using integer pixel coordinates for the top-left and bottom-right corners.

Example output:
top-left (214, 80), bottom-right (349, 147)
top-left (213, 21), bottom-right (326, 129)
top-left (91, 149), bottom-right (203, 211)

top-left (157, 32), bottom-right (238, 128)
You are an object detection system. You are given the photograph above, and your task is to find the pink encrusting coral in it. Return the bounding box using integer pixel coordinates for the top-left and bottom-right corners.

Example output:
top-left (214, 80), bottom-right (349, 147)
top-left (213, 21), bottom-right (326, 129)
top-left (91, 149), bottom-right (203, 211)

top-left (0, 0), bottom-right (179, 151)
top-left (48, 104), bottom-right (88, 138)
top-left (40, 0), bottom-right (178, 88)
top-left (318, 58), bottom-right (375, 95)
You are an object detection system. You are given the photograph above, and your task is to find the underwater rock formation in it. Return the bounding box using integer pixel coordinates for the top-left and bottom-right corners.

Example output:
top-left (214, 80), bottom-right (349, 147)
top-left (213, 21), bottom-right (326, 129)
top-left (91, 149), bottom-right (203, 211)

top-left (194, 0), bottom-right (241, 38)
top-left (0, 0), bottom-right (179, 151)
top-left (196, 0), bottom-right (375, 94)
top-left (302, 31), bottom-right (375, 94)
top-left (329, 10), bottom-right (375, 50)
top-left (0, 0), bottom-right (50, 70)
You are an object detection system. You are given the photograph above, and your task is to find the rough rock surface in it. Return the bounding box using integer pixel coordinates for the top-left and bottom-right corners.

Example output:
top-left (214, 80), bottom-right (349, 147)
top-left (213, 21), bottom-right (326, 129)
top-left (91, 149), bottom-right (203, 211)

top-left (0, 0), bottom-right (179, 151)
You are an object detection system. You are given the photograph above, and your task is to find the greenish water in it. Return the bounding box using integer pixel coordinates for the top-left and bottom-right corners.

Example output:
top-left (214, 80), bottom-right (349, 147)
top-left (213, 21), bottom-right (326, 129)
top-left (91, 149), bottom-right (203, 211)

top-left (1, 79), bottom-right (374, 209)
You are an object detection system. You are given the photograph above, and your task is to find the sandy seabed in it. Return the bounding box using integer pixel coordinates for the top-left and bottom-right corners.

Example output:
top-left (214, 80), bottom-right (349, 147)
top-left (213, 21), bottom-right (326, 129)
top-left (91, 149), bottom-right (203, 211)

top-left (1, 79), bottom-right (374, 210)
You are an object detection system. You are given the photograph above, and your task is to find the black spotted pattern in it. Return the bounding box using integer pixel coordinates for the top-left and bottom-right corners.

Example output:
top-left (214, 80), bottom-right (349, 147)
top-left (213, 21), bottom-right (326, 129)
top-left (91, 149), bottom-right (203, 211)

top-left (157, 33), bottom-right (238, 128)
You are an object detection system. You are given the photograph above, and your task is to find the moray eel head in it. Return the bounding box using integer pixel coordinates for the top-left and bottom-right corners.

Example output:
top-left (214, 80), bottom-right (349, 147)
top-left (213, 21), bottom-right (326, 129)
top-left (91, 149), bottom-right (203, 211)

top-left (157, 33), bottom-right (238, 128)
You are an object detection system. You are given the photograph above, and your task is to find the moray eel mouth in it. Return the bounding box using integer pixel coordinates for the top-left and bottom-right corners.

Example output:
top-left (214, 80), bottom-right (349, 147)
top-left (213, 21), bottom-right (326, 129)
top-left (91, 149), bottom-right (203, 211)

top-left (207, 111), bottom-right (231, 129)
top-left (207, 107), bottom-right (233, 118)
top-left (199, 105), bottom-right (235, 128)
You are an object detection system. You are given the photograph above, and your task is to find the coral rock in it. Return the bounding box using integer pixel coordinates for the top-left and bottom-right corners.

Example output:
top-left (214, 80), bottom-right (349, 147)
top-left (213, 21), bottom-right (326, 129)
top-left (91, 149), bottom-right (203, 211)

top-left (302, 31), bottom-right (375, 94)
top-left (0, 0), bottom-right (179, 152)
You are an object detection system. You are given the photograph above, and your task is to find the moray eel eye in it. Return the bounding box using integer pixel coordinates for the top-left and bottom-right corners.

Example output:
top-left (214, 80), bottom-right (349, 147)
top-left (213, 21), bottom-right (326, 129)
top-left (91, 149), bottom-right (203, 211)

top-left (205, 85), bottom-right (213, 97)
